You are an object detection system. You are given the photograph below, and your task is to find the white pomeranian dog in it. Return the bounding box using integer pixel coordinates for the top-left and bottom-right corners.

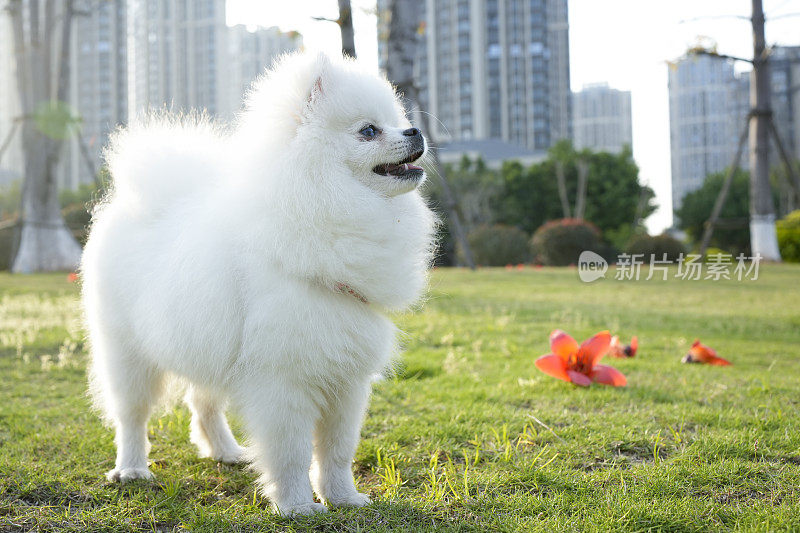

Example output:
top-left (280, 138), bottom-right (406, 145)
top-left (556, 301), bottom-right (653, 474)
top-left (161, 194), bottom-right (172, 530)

top-left (81, 52), bottom-right (436, 516)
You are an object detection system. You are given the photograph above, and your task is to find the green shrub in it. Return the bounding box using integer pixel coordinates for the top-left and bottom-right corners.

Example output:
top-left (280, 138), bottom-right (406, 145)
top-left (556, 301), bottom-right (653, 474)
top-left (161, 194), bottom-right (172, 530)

top-left (625, 233), bottom-right (686, 262)
top-left (674, 169), bottom-right (756, 255)
top-left (531, 218), bottom-right (602, 266)
top-left (0, 226), bottom-right (16, 271)
top-left (0, 181), bottom-right (21, 220)
top-left (703, 247), bottom-right (734, 262)
top-left (604, 223), bottom-right (645, 252)
top-left (62, 202), bottom-right (93, 245)
top-left (462, 224), bottom-right (530, 266)
top-left (776, 210), bottom-right (800, 262)
top-left (0, 179), bottom-right (102, 269)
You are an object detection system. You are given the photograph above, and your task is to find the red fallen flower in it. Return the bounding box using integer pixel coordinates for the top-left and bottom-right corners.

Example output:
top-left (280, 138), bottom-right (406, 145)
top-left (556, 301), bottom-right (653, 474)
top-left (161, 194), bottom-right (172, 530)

top-left (609, 335), bottom-right (638, 358)
top-left (67, 272), bottom-right (79, 283)
top-left (535, 330), bottom-right (627, 387)
top-left (682, 340), bottom-right (731, 366)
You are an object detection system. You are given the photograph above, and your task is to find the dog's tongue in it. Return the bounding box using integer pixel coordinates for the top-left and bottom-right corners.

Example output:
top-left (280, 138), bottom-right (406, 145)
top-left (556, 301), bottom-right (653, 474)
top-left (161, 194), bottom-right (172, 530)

top-left (386, 163), bottom-right (422, 175)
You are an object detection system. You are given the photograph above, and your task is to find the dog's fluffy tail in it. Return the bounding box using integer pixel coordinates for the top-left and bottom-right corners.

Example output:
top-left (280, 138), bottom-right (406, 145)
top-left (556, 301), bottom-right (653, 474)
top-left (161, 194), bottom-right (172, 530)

top-left (104, 113), bottom-right (225, 211)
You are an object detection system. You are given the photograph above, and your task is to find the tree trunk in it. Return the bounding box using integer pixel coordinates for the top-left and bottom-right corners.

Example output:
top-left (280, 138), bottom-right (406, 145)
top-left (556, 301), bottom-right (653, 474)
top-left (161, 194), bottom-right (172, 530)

top-left (338, 0), bottom-right (356, 58)
top-left (13, 123), bottom-right (82, 273)
top-left (384, 0), bottom-right (475, 269)
top-left (574, 159), bottom-right (588, 220)
top-left (748, 0), bottom-right (781, 261)
top-left (554, 160), bottom-right (571, 218)
top-left (9, 0), bottom-right (82, 273)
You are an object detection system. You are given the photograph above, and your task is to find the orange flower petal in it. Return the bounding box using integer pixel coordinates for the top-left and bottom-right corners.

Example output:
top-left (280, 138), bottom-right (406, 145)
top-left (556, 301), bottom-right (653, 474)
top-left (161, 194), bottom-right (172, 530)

top-left (579, 330), bottom-right (612, 366)
top-left (550, 330), bottom-right (579, 361)
top-left (707, 355), bottom-right (732, 366)
top-left (535, 354), bottom-right (570, 381)
top-left (608, 336), bottom-right (624, 358)
top-left (688, 340), bottom-right (729, 364)
top-left (590, 364), bottom-right (627, 386)
top-left (566, 370), bottom-right (592, 387)
top-left (690, 342), bottom-right (716, 358)
top-left (629, 336), bottom-right (638, 356)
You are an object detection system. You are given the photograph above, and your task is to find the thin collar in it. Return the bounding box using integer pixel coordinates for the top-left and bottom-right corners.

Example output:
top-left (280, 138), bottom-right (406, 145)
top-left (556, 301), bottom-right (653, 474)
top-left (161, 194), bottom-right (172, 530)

top-left (334, 282), bottom-right (369, 304)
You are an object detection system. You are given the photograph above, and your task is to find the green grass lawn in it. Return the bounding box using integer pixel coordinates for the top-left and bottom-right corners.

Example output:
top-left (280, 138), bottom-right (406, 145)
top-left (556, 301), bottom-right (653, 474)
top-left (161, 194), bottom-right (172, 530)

top-left (1, 266), bottom-right (799, 532)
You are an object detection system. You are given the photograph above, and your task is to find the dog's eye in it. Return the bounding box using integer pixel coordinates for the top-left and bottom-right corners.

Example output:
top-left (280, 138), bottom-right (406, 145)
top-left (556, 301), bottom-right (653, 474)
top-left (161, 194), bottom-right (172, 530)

top-left (359, 125), bottom-right (379, 138)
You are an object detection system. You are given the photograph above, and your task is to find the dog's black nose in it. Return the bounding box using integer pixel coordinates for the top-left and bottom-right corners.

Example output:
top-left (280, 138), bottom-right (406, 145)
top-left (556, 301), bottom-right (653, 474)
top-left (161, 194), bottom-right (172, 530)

top-left (402, 128), bottom-right (421, 137)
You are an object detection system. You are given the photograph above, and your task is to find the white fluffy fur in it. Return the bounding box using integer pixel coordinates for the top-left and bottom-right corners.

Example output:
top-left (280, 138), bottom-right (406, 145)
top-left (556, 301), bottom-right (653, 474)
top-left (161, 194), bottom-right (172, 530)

top-left (81, 52), bottom-right (436, 516)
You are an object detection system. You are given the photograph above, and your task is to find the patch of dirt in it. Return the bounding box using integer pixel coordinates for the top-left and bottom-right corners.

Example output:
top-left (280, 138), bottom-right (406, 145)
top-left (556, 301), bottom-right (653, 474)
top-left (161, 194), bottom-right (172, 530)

top-left (609, 440), bottom-right (669, 463)
top-left (693, 488), bottom-right (786, 506)
top-left (6, 482), bottom-right (96, 507)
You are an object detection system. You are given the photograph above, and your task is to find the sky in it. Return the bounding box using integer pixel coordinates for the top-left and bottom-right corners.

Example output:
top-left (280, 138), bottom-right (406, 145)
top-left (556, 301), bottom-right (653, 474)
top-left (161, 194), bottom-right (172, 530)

top-left (226, 0), bottom-right (800, 233)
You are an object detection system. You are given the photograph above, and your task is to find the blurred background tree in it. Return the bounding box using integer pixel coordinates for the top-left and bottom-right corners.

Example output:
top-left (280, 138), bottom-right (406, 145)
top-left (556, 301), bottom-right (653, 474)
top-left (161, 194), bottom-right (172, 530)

top-left (776, 210), bottom-right (800, 262)
top-left (7, 0), bottom-right (83, 272)
top-left (675, 169), bottom-right (767, 255)
top-left (426, 141), bottom-right (656, 265)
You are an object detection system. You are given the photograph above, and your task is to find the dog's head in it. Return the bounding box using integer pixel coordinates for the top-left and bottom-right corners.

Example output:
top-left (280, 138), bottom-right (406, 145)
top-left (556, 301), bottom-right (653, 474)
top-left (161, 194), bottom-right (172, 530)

top-left (300, 54), bottom-right (427, 197)
top-left (248, 53), bottom-right (427, 198)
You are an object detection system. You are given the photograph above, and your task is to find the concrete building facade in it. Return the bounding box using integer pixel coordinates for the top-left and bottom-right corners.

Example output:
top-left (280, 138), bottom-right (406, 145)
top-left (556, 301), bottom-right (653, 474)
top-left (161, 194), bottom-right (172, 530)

top-left (0, 13), bottom-right (23, 187)
top-left (225, 25), bottom-right (302, 117)
top-left (60, 0), bottom-right (128, 189)
top-left (668, 55), bottom-right (743, 210)
top-left (669, 49), bottom-right (800, 211)
top-left (127, 0), bottom-right (228, 118)
top-left (379, 0), bottom-right (571, 154)
top-left (572, 83), bottom-right (632, 154)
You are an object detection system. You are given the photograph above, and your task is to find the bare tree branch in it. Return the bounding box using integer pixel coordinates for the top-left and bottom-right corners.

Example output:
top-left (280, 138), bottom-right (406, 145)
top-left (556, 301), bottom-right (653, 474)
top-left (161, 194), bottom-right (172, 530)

top-left (554, 160), bottom-right (571, 218)
top-left (688, 47), bottom-right (753, 64)
top-left (575, 159), bottom-right (588, 220)
top-left (768, 118), bottom-right (800, 205)
top-left (338, 0), bottom-right (356, 58)
top-left (312, 1), bottom-right (357, 59)
top-left (29, 0), bottom-right (39, 48)
top-left (699, 122), bottom-right (750, 258)
top-left (311, 16), bottom-right (338, 23)
top-left (8, 1), bottom-right (33, 113)
top-left (0, 120), bottom-right (20, 164)
top-left (43, 0), bottom-right (55, 97)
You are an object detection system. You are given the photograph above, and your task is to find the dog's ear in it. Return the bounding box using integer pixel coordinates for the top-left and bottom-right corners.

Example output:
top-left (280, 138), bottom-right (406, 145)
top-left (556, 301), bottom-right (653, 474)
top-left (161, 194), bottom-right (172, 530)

top-left (302, 54), bottom-right (331, 120)
top-left (308, 76), bottom-right (324, 107)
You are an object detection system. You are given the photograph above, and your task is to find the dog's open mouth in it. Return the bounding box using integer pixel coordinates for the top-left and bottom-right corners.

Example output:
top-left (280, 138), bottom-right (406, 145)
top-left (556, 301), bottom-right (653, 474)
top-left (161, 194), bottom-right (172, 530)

top-left (372, 150), bottom-right (425, 179)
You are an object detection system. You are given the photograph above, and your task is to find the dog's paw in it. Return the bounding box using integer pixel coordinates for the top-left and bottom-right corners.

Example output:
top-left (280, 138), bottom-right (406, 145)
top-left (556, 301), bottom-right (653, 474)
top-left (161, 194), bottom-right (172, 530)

top-left (106, 467), bottom-right (154, 483)
top-left (274, 502), bottom-right (328, 517)
top-left (325, 492), bottom-right (371, 507)
top-left (210, 445), bottom-right (247, 464)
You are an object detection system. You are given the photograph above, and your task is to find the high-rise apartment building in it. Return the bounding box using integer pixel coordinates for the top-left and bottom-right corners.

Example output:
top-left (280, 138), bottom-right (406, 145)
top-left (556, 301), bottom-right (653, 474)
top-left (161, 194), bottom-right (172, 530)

top-left (572, 83), bottom-right (632, 154)
top-left (127, 0), bottom-right (228, 118)
top-left (0, 14), bottom-right (23, 187)
top-left (668, 55), bottom-right (743, 210)
top-left (0, 2), bottom-right (127, 190)
top-left (546, 0), bottom-right (570, 144)
top-left (225, 25), bottom-right (303, 117)
top-left (60, 0), bottom-right (128, 189)
top-left (2, 2), bottom-right (304, 191)
top-left (378, 0), bottom-right (571, 152)
top-left (669, 49), bottom-right (800, 211)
